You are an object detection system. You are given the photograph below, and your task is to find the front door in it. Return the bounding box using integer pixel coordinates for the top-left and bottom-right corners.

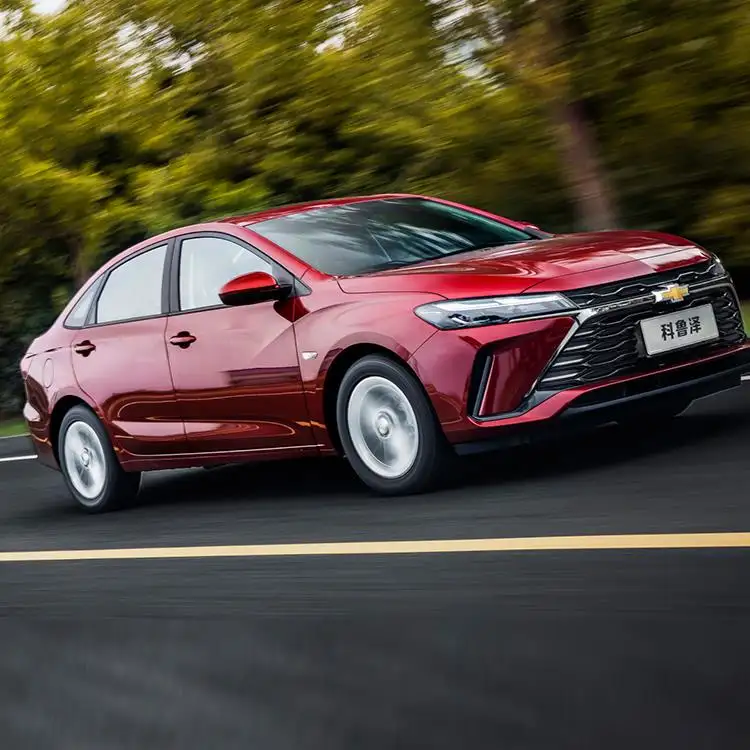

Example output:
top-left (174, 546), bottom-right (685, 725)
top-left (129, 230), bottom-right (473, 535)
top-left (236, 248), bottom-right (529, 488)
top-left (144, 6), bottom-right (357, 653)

top-left (164, 233), bottom-right (315, 456)
top-left (71, 242), bottom-right (186, 458)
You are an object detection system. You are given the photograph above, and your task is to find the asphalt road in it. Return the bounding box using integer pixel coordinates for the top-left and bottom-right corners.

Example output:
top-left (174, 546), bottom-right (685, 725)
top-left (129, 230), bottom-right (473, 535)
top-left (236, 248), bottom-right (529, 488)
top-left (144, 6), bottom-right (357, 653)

top-left (2, 386), bottom-right (750, 748)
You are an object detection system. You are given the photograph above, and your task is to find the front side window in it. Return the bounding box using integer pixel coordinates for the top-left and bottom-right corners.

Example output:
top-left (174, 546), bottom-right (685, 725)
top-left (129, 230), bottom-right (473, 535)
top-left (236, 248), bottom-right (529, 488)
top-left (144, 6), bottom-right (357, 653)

top-left (96, 245), bottom-right (167, 324)
top-left (250, 198), bottom-right (536, 276)
top-left (179, 236), bottom-right (272, 311)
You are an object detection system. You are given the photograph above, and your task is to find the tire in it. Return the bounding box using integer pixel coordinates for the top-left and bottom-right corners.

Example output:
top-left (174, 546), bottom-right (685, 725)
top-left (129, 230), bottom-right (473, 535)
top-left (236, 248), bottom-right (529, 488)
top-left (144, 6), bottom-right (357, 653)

top-left (616, 397), bottom-right (692, 427)
top-left (58, 405), bottom-right (141, 513)
top-left (336, 355), bottom-right (453, 495)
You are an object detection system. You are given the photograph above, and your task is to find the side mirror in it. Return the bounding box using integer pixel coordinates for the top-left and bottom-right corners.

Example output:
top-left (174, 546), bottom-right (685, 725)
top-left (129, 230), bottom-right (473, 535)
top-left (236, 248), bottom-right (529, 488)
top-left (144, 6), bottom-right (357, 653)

top-left (219, 271), bottom-right (291, 307)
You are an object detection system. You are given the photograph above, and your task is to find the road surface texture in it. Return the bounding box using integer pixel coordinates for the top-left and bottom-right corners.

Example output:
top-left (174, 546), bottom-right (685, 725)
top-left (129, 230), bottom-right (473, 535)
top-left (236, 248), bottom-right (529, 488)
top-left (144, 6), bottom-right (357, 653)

top-left (1, 386), bottom-right (750, 749)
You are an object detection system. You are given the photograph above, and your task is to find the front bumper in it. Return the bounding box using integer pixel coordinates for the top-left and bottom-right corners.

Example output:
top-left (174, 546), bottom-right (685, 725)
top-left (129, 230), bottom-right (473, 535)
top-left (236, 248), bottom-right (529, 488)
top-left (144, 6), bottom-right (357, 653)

top-left (408, 265), bottom-right (748, 447)
top-left (452, 344), bottom-right (750, 454)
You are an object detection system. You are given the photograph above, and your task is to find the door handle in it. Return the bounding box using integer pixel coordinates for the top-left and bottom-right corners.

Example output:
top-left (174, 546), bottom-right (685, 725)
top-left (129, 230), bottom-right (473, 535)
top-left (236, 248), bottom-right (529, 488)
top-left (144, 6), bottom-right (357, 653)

top-left (73, 340), bottom-right (96, 356)
top-left (169, 332), bottom-right (197, 349)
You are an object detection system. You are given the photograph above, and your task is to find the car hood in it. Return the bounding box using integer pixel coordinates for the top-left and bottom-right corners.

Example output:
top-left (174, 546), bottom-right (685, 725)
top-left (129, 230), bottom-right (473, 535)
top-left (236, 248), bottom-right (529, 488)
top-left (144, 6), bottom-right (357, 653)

top-left (336, 230), bottom-right (711, 299)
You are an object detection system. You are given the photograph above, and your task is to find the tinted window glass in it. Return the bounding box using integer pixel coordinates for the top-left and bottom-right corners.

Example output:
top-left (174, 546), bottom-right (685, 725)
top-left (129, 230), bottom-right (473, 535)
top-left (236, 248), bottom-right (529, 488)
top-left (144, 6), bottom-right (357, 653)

top-left (65, 279), bottom-right (100, 328)
top-left (96, 245), bottom-right (167, 324)
top-left (251, 198), bottom-right (535, 275)
top-left (179, 236), bottom-right (272, 311)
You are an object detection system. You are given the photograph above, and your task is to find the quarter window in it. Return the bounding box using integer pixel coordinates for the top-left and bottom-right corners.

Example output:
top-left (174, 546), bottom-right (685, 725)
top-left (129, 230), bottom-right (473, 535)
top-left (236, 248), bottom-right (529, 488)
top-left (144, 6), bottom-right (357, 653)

top-left (65, 279), bottom-right (100, 328)
top-left (96, 245), bottom-right (167, 324)
top-left (179, 236), bottom-right (272, 311)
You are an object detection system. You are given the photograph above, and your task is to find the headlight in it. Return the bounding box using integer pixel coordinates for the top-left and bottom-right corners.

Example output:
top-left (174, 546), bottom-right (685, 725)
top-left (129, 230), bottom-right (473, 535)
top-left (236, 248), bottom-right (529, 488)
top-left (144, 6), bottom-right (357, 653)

top-left (414, 293), bottom-right (575, 330)
top-left (709, 253), bottom-right (728, 277)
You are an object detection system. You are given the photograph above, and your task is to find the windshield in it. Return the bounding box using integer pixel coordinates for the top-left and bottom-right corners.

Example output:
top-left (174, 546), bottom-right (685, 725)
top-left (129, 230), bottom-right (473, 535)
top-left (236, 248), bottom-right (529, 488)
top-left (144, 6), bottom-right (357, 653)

top-left (250, 198), bottom-right (536, 276)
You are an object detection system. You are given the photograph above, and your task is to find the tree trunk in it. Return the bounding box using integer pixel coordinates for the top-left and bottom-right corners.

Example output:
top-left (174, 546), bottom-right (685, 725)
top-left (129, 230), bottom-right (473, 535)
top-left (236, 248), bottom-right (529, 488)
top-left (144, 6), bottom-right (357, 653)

top-left (532, 3), bottom-right (619, 231)
top-left (549, 97), bottom-right (619, 231)
top-left (72, 241), bottom-right (89, 290)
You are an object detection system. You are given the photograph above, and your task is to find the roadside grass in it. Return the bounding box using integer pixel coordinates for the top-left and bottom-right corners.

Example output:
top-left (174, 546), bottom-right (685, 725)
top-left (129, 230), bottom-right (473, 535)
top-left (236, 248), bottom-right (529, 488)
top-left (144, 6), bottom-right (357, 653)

top-left (743, 302), bottom-right (750, 334)
top-left (0, 418), bottom-right (26, 438)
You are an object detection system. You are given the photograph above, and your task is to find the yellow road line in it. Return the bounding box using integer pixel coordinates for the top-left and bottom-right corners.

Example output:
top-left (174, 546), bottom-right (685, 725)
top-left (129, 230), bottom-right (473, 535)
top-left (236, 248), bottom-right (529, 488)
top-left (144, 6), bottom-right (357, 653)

top-left (2, 532), bottom-right (750, 563)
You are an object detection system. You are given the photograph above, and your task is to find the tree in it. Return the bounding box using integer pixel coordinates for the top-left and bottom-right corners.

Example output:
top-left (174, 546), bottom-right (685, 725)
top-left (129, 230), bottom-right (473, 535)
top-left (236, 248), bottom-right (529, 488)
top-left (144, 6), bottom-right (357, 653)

top-left (1, 0), bottom-right (749, 417)
top-left (422, 0), bottom-right (620, 230)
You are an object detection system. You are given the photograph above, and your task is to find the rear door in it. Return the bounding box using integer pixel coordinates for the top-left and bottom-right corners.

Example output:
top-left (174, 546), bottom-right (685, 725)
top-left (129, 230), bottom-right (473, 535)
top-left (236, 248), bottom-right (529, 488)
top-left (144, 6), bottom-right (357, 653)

top-left (70, 242), bottom-right (186, 458)
top-left (164, 232), bottom-right (315, 456)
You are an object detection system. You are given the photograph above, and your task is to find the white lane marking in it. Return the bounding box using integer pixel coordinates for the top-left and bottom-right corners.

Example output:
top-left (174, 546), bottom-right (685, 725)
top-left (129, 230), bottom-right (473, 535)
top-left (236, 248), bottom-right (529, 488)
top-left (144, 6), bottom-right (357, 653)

top-left (0, 455), bottom-right (37, 464)
top-left (3, 532), bottom-right (750, 563)
top-left (742, 374), bottom-right (750, 382)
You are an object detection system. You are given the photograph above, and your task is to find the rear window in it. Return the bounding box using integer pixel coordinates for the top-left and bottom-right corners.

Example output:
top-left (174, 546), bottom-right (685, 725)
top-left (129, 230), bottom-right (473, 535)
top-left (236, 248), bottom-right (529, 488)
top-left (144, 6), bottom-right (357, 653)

top-left (96, 245), bottom-right (167, 324)
top-left (250, 198), bottom-right (534, 276)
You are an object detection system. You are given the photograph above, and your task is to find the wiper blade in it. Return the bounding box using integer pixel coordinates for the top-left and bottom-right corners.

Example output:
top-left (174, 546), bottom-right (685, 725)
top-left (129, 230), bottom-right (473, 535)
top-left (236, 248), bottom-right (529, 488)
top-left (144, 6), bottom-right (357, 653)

top-left (360, 259), bottom-right (424, 273)
top-left (447, 241), bottom-right (527, 255)
top-left (360, 240), bottom-right (531, 273)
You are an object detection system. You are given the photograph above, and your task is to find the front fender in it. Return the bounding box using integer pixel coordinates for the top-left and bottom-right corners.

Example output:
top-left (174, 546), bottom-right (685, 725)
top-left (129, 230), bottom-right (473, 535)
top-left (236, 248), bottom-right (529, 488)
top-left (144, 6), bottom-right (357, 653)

top-left (293, 292), bottom-right (441, 447)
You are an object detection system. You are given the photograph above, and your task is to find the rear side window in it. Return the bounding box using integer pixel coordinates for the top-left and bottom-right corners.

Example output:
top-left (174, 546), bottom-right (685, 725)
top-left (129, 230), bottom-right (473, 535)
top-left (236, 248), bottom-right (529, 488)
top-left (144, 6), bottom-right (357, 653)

top-left (96, 245), bottom-right (167, 325)
top-left (64, 279), bottom-right (100, 328)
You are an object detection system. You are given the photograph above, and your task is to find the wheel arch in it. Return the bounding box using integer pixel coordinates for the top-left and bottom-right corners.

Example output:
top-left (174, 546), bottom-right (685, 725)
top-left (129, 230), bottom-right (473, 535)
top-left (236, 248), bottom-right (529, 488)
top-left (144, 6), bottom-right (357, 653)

top-left (322, 343), bottom-right (431, 455)
top-left (49, 395), bottom-right (94, 465)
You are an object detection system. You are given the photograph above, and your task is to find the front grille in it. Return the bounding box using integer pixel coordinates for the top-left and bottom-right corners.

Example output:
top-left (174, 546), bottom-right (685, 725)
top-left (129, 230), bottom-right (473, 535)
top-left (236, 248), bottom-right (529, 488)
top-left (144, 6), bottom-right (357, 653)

top-left (538, 286), bottom-right (745, 390)
top-left (565, 260), bottom-right (720, 308)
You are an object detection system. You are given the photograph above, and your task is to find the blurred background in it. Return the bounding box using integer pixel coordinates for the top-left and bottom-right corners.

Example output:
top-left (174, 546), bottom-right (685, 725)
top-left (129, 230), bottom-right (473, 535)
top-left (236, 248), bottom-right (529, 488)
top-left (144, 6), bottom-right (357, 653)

top-left (1, 0), bottom-right (749, 429)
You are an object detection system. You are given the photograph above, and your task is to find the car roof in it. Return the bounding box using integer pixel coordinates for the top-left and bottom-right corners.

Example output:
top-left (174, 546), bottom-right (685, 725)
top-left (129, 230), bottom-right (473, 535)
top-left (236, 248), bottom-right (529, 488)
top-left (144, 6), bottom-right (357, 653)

top-left (221, 193), bottom-right (417, 226)
top-left (79, 193), bottom-right (441, 296)
top-left (77, 194), bottom-right (420, 298)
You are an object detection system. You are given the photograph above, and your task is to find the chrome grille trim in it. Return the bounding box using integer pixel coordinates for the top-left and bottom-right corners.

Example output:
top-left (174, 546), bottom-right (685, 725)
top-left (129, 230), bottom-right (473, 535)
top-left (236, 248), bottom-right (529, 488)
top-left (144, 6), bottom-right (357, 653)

top-left (469, 260), bottom-right (743, 420)
top-left (517, 277), bottom-right (739, 402)
top-left (536, 281), bottom-right (744, 391)
top-left (564, 260), bottom-right (722, 308)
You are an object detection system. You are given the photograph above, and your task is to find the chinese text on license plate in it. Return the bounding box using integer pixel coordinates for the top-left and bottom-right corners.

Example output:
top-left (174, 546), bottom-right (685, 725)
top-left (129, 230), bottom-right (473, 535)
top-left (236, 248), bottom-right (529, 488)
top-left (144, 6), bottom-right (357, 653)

top-left (639, 304), bottom-right (719, 356)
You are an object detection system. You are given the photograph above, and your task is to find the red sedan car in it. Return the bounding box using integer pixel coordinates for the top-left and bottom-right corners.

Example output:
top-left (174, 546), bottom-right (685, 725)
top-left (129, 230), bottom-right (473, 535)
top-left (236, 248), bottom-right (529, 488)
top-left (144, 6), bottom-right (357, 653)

top-left (21, 194), bottom-right (750, 511)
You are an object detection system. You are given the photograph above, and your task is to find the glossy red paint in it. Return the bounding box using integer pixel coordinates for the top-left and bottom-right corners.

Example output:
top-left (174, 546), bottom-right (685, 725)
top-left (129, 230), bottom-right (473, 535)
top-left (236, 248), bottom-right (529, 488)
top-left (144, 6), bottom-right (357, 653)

top-left (468, 342), bottom-right (750, 433)
top-left (476, 317), bottom-right (574, 417)
top-left (162, 298), bottom-right (315, 463)
top-left (411, 336), bottom-right (750, 445)
top-left (20, 193), bottom-right (748, 478)
top-left (70, 317), bottom-right (186, 459)
top-left (218, 270), bottom-right (285, 306)
top-left (337, 230), bottom-right (703, 298)
top-left (290, 281), bottom-right (443, 451)
top-left (406, 317), bottom-right (577, 437)
top-left (21, 330), bottom-right (99, 469)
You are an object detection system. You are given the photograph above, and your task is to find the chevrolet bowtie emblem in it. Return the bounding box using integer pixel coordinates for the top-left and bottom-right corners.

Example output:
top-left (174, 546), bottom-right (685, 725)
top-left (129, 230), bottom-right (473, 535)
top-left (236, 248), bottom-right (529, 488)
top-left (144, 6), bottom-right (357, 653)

top-left (653, 283), bottom-right (689, 304)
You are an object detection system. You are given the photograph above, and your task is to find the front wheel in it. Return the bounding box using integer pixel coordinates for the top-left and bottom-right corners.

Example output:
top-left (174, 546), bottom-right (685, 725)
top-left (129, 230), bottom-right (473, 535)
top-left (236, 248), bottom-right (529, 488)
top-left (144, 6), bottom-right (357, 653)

top-left (58, 405), bottom-right (141, 513)
top-left (336, 355), bottom-right (452, 495)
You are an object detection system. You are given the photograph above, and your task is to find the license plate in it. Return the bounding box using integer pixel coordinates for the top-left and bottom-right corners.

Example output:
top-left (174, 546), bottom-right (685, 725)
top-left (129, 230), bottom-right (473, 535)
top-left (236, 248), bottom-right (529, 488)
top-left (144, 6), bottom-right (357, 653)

top-left (639, 304), bottom-right (719, 356)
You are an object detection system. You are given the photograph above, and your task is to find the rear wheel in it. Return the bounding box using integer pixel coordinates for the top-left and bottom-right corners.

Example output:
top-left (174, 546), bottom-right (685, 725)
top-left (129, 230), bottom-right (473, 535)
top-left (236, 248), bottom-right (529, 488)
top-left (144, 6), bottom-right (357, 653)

top-left (58, 405), bottom-right (141, 512)
top-left (336, 355), bottom-right (452, 495)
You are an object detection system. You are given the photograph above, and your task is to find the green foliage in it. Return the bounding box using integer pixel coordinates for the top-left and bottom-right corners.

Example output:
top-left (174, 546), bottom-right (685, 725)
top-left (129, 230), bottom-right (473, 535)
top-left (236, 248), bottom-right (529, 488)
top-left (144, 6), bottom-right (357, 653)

top-left (0, 419), bottom-right (26, 437)
top-left (0, 0), bottom-right (749, 415)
